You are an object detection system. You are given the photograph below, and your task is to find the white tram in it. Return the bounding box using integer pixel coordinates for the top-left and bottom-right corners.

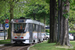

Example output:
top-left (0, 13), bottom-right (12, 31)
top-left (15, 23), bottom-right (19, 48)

top-left (11, 18), bottom-right (45, 44)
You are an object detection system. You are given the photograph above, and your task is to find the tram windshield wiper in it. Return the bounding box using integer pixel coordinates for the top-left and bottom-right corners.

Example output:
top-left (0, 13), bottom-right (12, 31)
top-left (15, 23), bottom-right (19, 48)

top-left (14, 23), bottom-right (26, 33)
top-left (14, 29), bottom-right (26, 33)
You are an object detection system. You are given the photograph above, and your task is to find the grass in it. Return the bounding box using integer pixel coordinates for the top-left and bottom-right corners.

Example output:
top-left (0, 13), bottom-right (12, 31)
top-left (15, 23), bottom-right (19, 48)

top-left (0, 39), bottom-right (10, 44)
top-left (29, 41), bottom-right (75, 50)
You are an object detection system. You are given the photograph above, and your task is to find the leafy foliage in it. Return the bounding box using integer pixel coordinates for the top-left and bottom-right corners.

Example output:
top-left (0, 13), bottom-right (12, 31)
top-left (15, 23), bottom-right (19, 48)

top-left (0, 0), bottom-right (50, 24)
top-left (63, 13), bottom-right (69, 18)
top-left (69, 30), bottom-right (75, 33)
top-left (45, 0), bottom-right (50, 3)
top-left (24, 0), bottom-right (49, 23)
top-left (68, 0), bottom-right (75, 30)
top-left (0, 1), bottom-right (10, 23)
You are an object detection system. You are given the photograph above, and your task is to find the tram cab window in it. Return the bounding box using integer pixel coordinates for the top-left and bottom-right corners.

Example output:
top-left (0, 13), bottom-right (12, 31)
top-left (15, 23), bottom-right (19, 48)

top-left (14, 23), bottom-right (26, 33)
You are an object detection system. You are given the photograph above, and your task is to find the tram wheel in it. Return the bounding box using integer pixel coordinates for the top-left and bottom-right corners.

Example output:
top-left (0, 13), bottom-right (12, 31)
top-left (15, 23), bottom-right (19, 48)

top-left (33, 40), bottom-right (35, 43)
top-left (38, 39), bottom-right (41, 43)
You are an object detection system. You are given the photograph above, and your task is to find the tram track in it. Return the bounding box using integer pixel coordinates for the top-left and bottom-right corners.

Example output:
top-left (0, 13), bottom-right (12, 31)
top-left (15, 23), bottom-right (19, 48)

top-left (0, 40), bottom-right (43, 50)
top-left (0, 44), bottom-right (31, 50)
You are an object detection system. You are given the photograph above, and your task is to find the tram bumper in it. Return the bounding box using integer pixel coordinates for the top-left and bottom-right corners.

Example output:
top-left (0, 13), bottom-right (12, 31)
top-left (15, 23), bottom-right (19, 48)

top-left (13, 39), bottom-right (25, 44)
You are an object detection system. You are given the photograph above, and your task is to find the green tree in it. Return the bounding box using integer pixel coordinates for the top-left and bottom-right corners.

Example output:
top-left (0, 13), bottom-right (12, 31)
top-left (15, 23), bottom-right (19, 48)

top-left (68, 0), bottom-right (75, 30)
top-left (8, 0), bottom-right (19, 39)
top-left (24, 0), bottom-right (49, 23)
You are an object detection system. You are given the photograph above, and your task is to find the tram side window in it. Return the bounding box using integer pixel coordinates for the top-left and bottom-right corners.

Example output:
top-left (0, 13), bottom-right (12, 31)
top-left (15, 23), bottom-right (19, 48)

top-left (38, 25), bottom-right (41, 32)
top-left (14, 23), bottom-right (26, 33)
top-left (41, 26), bottom-right (42, 32)
top-left (39, 25), bottom-right (41, 32)
top-left (35, 24), bottom-right (37, 31)
top-left (41, 26), bottom-right (44, 32)
top-left (33, 24), bottom-right (34, 31)
top-left (44, 27), bottom-right (45, 32)
top-left (36, 24), bottom-right (38, 32)
top-left (33, 24), bottom-right (36, 32)
top-left (28, 23), bottom-right (33, 31)
top-left (25, 23), bottom-right (29, 32)
top-left (43, 27), bottom-right (44, 32)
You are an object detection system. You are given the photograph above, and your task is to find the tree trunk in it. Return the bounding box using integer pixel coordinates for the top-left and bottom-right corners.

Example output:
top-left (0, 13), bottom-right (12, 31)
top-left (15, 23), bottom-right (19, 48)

top-left (57, 0), bottom-right (71, 46)
top-left (44, 16), bottom-right (45, 28)
top-left (63, 0), bottom-right (71, 46)
top-left (57, 0), bottom-right (64, 45)
top-left (53, 0), bottom-right (57, 42)
top-left (8, 0), bottom-right (14, 39)
top-left (33, 13), bottom-right (36, 20)
top-left (44, 16), bottom-right (45, 25)
top-left (54, 18), bottom-right (57, 42)
top-left (49, 0), bottom-right (56, 43)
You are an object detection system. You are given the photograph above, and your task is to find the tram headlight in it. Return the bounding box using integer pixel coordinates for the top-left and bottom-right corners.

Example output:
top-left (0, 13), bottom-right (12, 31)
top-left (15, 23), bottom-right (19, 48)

top-left (21, 37), bottom-right (23, 38)
top-left (15, 37), bottom-right (17, 38)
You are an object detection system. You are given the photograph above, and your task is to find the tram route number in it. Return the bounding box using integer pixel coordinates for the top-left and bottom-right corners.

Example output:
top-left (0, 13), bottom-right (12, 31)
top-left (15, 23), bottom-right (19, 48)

top-left (15, 20), bottom-right (25, 23)
top-left (17, 37), bottom-right (20, 38)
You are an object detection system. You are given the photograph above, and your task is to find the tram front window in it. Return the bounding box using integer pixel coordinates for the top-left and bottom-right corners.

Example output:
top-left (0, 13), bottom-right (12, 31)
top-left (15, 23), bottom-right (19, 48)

top-left (14, 23), bottom-right (26, 33)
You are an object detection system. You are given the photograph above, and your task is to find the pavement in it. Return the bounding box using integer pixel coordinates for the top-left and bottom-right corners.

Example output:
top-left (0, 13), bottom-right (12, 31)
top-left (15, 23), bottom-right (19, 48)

top-left (0, 44), bottom-right (4, 46)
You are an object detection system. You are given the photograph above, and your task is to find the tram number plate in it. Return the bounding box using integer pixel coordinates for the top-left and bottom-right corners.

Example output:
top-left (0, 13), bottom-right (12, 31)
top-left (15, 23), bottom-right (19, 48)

top-left (17, 37), bottom-right (20, 38)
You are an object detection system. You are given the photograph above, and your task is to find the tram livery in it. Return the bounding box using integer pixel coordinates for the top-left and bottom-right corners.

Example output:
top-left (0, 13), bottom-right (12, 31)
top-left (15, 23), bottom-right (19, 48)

top-left (11, 19), bottom-right (45, 44)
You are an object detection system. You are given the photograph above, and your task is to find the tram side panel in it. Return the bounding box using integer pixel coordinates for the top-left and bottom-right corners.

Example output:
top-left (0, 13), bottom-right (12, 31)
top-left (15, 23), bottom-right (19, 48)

top-left (22, 23), bottom-right (30, 44)
top-left (33, 24), bottom-right (39, 43)
top-left (36, 25), bottom-right (39, 43)
top-left (39, 25), bottom-right (43, 41)
top-left (41, 26), bottom-right (46, 40)
top-left (29, 23), bottom-right (33, 44)
top-left (33, 32), bottom-right (38, 43)
top-left (37, 25), bottom-right (42, 42)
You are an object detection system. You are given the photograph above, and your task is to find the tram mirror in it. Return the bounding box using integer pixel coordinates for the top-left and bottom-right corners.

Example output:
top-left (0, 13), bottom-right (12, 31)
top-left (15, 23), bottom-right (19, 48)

top-left (24, 31), bottom-right (26, 33)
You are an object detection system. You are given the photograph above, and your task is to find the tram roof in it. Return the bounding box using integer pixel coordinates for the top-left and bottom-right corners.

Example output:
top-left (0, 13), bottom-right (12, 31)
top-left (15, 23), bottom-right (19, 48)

top-left (11, 19), bottom-right (44, 26)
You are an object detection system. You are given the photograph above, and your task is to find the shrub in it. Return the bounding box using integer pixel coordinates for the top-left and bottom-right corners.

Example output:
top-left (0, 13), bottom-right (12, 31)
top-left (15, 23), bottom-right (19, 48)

top-left (45, 29), bottom-right (50, 33)
top-left (69, 31), bottom-right (75, 33)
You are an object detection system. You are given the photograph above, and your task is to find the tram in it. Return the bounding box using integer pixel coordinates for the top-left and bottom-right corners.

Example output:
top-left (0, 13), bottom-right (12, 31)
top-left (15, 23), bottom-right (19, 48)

top-left (11, 18), bottom-right (45, 44)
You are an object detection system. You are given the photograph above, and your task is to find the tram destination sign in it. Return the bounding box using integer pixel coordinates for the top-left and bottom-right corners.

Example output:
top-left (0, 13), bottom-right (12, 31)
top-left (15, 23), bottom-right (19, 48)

top-left (15, 20), bottom-right (25, 23)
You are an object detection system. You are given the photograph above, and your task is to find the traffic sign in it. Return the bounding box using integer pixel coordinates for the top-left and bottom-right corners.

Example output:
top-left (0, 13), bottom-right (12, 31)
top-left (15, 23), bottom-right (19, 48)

top-left (5, 24), bottom-right (9, 28)
top-left (5, 19), bottom-right (9, 23)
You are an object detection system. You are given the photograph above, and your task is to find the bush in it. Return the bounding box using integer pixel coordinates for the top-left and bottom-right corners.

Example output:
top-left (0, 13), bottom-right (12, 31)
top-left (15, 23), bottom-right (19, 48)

top-left (69, 31), bottom-right (75, 33)
top-left (45, 29), bottom-right (50, 33)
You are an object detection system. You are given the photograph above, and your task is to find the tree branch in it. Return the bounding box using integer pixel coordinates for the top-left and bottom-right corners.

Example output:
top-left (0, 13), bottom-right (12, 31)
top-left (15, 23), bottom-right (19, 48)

top-left (15, 0), bottom-right (19, 3)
